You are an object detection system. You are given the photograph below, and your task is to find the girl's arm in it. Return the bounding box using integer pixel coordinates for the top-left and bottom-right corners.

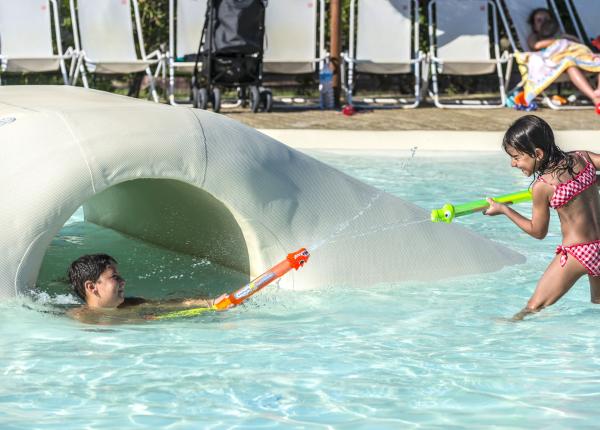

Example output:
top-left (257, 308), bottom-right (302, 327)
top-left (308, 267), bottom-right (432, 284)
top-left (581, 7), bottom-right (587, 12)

top-left (560, 33), bottom-right (580, 43)
top-left (531, 38), bottom-right (556, 50)
top-left (528, 33), bottom-right (555, 50)
top-left (484, 182), bottom-right (551, 239)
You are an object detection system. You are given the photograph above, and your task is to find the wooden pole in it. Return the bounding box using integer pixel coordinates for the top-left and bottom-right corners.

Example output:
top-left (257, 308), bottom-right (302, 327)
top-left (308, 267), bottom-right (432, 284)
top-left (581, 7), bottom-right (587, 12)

top-left (329, 0), bottom-right (341, 107)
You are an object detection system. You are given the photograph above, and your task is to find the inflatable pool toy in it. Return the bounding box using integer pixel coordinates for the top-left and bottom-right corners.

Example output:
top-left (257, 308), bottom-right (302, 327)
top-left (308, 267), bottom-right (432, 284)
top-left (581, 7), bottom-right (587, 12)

top-left (431, 189), bottom-right (532, 223)
top-left (0, 86), bottom-right (528, 300)
top-left (154, 248), bottom-right (310, 319)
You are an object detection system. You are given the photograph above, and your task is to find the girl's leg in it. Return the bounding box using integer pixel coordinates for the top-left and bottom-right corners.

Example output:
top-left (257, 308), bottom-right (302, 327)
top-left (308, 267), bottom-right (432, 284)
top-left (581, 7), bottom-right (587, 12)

top-left (589, 275), bottom-right (600, 303)
top-left (565, 67), bottom-right (600, 104)
top-left (524, 253), bottom-right (587, 313)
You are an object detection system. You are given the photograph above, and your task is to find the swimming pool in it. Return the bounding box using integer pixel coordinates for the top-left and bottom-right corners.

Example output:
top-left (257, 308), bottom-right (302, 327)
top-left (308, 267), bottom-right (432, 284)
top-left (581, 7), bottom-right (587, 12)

top-left (1, 150), bottom-right (598, 429)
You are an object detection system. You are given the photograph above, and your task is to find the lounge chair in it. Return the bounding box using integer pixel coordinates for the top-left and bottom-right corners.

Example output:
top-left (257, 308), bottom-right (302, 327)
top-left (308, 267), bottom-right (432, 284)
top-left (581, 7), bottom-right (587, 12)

top-left (69, 0), bottom-right (162, 102)
top-left (262, 0), bottom-right (326, 103)
top-left (0, 0), bottom-right (73, 85)
top-left (428, 0), bottom-right (509, 108)
top-left (565, 0), bottom-right (600, 48)
top-left (167, 0), bottom-right (206, 105)
top-left (342, 0), bottom-right (424, 108)
top-left (498, 0), bottom-right (593, 110)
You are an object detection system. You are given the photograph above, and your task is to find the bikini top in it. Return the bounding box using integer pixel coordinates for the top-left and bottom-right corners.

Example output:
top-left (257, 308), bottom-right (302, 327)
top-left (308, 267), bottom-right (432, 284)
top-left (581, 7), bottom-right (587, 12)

top-left (537, 152), bottom-right (596, 209)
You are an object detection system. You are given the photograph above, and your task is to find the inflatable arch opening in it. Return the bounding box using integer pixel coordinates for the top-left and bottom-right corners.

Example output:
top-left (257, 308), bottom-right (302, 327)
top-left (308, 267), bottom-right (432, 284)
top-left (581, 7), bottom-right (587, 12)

top-left (1, 86), bottom-right (525, 300)
top-left (82, 178), bottom-right (250, 275)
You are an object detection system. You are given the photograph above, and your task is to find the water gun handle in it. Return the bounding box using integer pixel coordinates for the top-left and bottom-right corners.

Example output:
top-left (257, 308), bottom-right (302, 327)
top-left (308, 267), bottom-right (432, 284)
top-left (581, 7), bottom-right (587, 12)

top-left (431, 189), bottom-right (532, 223)
top-left (213, 248), bottom-right (310, 310)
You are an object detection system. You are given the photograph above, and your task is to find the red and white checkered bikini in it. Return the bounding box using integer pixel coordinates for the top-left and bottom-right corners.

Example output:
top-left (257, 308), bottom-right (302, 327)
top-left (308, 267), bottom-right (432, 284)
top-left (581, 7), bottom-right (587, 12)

top-left (537, 152), bottom-right (600, 277)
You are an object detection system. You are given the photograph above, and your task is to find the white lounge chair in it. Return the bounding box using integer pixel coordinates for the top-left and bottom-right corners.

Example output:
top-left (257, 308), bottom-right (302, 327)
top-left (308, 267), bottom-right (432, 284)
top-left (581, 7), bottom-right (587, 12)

top-left (565, 0), bottom-right (600, 47)
top-left (168, 0), bottom-right (206, 105)
top-left (342, 0), bottom-right (423, 108)
top-left (428, 0), bottom-right (509, 108)
top-left (262, 0), bottom-right (326, 103)
top-left (498, 0), bottom-right (591, 110)
top-left (69, 0), bottom-right (162, 102)
top-left (0, 0), bottom-right (72, 85)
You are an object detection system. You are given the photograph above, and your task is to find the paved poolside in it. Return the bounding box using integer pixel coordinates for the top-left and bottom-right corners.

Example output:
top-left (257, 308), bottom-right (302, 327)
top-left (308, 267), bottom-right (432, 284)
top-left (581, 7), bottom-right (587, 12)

top-left (221, 105), bottom-right (600, 152)
top-left (224, 105), bottom-right (600, 131)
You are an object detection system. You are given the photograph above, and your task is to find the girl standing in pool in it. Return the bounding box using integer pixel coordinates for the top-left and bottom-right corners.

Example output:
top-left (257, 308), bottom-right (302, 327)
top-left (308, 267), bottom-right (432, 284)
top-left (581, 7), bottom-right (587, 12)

top-left (485, 115), bottom-right (600, 319)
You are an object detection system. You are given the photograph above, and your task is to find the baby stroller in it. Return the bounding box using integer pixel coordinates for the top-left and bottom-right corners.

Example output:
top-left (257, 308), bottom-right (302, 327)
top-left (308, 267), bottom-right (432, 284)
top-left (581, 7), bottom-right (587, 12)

top-left (192, 0), bottom-right (272, 113)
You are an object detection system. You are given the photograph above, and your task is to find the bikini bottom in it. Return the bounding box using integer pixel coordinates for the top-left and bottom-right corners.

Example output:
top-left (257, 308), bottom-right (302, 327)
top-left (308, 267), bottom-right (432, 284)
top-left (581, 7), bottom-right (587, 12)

top-left (556, 239), bottom-right (600, 277)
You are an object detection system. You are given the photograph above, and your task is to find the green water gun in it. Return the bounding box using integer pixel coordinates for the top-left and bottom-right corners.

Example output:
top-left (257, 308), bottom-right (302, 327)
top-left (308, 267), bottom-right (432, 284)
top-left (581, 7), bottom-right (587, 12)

top-left (431, 189), bottom-right (532, 223)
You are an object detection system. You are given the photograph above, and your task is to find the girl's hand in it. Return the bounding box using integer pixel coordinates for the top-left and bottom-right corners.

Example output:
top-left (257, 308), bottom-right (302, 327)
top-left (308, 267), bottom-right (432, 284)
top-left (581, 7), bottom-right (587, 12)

top-left (483, 197), bottom-right (506, 216)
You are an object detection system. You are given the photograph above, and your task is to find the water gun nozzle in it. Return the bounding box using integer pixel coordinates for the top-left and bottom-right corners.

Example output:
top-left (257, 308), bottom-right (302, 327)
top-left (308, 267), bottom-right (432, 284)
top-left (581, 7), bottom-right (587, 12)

top-left (287, 248), bottom-right (310, 270)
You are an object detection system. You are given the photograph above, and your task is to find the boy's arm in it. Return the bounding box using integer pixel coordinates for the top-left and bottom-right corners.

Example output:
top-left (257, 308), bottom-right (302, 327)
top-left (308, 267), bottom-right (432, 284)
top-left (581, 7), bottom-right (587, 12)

top-left (130, 297), bottom-right (214, 310)
top-left (485, 182), bottom-right (550, 239)
top-left (157, 297), bottom-right (214, 309)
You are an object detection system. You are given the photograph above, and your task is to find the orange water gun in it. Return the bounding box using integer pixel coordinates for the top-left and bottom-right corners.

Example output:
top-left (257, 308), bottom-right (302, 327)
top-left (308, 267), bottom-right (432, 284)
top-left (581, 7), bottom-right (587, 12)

top-left (155, 248), bottom-right (310, 319)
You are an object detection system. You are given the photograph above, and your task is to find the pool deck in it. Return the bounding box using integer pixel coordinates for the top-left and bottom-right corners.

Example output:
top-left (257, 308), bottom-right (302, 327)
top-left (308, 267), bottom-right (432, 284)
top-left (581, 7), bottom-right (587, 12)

top-left (225, 105), bottom-right (600, 132)
top-left (223, 106), bottom-right (600, 152)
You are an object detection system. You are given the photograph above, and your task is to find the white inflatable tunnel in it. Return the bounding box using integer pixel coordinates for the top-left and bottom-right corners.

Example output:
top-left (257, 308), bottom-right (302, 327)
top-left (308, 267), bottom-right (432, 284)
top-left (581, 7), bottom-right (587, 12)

top-left (0, 86), bottom-right (524, 299)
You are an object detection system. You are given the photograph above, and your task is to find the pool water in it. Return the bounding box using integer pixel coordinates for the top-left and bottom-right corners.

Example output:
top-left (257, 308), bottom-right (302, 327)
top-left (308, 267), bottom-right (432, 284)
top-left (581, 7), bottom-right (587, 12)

top-left (2, 150), bottom-right (599, 429)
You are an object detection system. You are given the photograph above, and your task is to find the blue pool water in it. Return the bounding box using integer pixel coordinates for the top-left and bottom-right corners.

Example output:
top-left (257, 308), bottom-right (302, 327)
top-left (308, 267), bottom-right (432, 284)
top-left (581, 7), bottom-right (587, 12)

top-left (2, 150), bottom-right (599, 429)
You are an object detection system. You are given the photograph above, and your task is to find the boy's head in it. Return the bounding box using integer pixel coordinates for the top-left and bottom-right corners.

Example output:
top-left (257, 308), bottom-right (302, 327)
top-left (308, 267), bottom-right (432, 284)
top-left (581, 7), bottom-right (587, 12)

top-left (68, 254), bottom-right (125, 309)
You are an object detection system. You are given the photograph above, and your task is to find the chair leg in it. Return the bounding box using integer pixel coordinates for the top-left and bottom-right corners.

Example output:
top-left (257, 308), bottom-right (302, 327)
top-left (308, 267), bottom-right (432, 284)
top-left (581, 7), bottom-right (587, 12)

top-left (146, 67), bottom-right (159, 103)
top-left (430, 61), bottom-right (443, 108)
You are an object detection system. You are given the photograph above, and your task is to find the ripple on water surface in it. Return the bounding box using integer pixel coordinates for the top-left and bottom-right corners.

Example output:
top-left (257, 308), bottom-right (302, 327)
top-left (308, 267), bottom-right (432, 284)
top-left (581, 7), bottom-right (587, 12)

top-left (2, 151), bottom-right (600, 429)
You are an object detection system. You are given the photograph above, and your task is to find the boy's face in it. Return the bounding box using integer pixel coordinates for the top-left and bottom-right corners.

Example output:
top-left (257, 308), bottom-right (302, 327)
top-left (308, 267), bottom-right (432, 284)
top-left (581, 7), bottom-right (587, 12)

top-left (87, 265), bottom-right (125, 309)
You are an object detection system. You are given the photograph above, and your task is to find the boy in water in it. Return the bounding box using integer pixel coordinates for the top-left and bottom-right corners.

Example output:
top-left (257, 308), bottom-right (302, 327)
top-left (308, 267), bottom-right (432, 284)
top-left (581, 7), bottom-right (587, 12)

top-left (67, 254), bottom-right (217, 324)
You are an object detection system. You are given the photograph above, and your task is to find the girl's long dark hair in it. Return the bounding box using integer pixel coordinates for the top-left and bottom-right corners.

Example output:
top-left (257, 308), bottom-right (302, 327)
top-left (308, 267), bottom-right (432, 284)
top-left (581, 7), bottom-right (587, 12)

top-left (502, 115), bottom-right (576, 183)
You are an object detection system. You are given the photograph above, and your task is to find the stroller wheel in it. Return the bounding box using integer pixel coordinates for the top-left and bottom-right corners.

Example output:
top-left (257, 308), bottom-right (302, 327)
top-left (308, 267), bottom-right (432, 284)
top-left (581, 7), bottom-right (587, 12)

top-left (249, 86), bottom-right (261, 113)
top-left (197, 88), bottom-right (209, 110)
top-left (261, 90), bottom-right (273, 113)
top-left (212, 87), bottom-right (222, 113)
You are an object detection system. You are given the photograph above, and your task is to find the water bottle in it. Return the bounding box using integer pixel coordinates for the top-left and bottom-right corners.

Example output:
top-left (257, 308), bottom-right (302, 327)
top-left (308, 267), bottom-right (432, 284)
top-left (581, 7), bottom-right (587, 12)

top-left (319, 64), bottom-right (334, 110)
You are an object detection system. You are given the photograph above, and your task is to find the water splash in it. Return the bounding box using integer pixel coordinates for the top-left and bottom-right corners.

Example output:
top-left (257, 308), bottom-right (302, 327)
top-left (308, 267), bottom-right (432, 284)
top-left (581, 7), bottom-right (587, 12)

top-left (309, 192), bottom-right (383, 251)
top-left (309, 148), bottom-right (423, 252)
top-left (324, 218), bottom-right (430, 246)
top-left (398, 146), bottom-right (418, 170)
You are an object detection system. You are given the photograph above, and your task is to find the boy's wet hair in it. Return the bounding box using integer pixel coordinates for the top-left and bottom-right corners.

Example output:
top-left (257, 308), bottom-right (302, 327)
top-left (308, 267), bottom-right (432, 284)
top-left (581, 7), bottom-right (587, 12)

top-left (68, 254), bottom-right (117, 301)
top-left (502, 115), bottom-right (576, 181)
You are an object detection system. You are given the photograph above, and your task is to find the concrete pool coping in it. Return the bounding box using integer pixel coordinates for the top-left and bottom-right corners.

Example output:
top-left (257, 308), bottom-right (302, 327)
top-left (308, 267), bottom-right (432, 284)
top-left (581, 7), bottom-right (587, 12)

top-left (260, 129), bottom-right (600, 153)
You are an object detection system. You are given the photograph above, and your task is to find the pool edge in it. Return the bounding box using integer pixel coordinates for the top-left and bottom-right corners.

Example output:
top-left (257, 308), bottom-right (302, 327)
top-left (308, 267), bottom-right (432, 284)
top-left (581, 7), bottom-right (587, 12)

top-left (259, 129), bottom-right (600, 152)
